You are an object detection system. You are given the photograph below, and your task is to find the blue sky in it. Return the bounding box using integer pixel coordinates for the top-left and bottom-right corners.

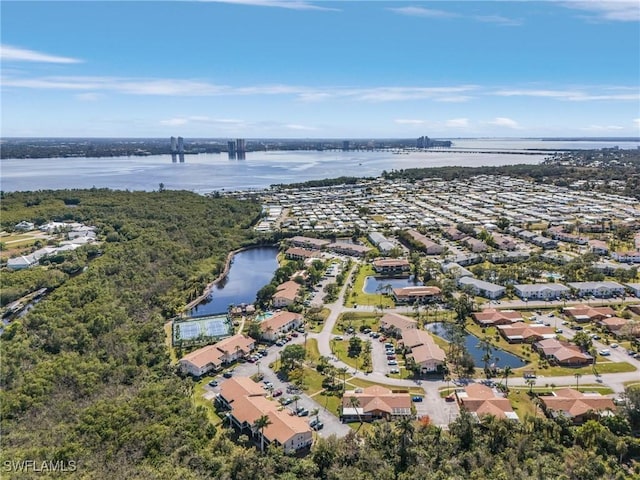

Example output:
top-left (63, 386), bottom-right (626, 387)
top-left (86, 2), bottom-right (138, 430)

top-left (1, 0), bottom-right (639, 138)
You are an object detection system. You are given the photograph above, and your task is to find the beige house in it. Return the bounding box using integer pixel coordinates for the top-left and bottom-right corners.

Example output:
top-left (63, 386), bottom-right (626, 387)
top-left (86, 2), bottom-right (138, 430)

top-left (392, 286), bottom-right (441, 303)
top-left (220, 377), bottom-right (313, 453)
top-left (341, 385), bottom-right (412, 422)
top-left (534, 338), bottom-right (592, 366)
top-left (497, 322), bottom-right (555, 343)
top-left (379, 312), bottom-right (417, 333)
top-left (563, 306), bottom-right (616, 323)
top-left (179, 334), bottom-right (255, 377)
top-left (401, 329), bottom-right (446, 373)
top-left (372, 258), bottom-right (410, 275)
top-left (472, 309), bottom-right (522, 327)
top-left (540, 388), bottom-right (615, 424)
top-left (456, 383), bottom-right (518, 421)
top-left (259, 311), bottom-right (304, 342)
top-left (272, 280), bottom-right (302, 308)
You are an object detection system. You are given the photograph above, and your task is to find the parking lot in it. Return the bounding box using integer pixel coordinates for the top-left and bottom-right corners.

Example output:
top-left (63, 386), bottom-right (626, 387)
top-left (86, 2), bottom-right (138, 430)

top-left (204, 337), bottom-right (351, 438)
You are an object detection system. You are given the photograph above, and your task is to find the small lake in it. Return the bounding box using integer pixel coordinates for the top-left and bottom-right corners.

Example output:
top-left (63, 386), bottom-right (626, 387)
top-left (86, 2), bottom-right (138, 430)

top-left (189, 247), bottom-right (279, 316)
top-left (363, 275), bottom-right (422, 294)
top-left (425, 322), bottom-right (525, 369)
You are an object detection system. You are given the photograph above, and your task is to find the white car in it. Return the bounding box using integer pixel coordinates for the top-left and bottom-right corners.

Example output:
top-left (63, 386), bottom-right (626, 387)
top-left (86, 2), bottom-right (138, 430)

top-left (611, 343), bottom-right (619, 348)
top-left (599, 349), bottom-right (611, 356)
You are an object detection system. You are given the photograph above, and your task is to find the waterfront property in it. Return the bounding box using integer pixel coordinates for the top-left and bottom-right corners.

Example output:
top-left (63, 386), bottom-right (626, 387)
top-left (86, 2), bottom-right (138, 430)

top-left (472, 309), bottom-right (523, 327)
top-left (289, 236), bottom-right (330, 250)
top-left (272, 280), bottom-right (302, 308)
top-left (179, 334), bottom-right (255, 377)
top-left (341, 385), bottom-right (412, 423)
top-left (533, 338), bottom-right (592, 366)
top-left (372, 258), bottom-right (410, 275)
top-left (285, 247), bottom-right (322, 261)
top-left (456, 384), bottom-right (518, 421)
top-left (401, 329), bottom-right (446, 373)
top-left (379, 312), bottom-right (417, 334)
top-left (539, 388), bottom-right (615, 424)
top-left (392, 285), bottom-right (441, 304)
top-left (497, 322), bottom-right (555, 344)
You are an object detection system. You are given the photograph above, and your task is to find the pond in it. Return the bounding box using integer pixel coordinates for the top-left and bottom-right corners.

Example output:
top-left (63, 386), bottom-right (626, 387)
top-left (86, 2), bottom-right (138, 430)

top-left (363, 275), bottom-right (422, 294)
top-left (425, 322), bottom-right (525, 369)
top-left (189, 247), bottom-right (279, 316)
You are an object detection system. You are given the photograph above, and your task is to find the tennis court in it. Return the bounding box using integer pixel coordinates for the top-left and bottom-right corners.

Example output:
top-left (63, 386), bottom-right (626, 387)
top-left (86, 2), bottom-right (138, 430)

top-left (173, 314), bottom-right (231, 344)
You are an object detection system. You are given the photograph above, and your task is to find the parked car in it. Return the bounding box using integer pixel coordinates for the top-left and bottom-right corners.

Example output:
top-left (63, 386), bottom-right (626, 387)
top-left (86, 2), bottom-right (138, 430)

top-left (272, 389), bottom-right (283, 397)
top-left (208, 380), bottom-right (218, 387)
top-left (279, 397), bottom-right (293, 405)
top-left (223, 371), bottom-right (233, 378)
top-left (387, 355), bottom-right (396, 360)
top-left (389, 368), bottom-right (400, 374)
top-left (334, 336), bottom-right (344, 341)
top-left (412, 396), bottom-right (423, 402)
top-left (296, 407), bottom-right (309, 417)
top-left (611, 343), bottom-right (619, 348)
top-left (387, 360), bottom-right (398, 366)
top-left (312, 422), bottom-right (324, 431)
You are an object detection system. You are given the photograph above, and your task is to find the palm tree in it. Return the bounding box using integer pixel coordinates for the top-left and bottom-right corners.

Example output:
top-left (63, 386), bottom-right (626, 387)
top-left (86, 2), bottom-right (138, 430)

top-left (349, 396), bottom-right (363, 426)
top-left (253, 414), bottom-right (272, 453)
top-left (502, 366), bottom-right (512, 392)
top-left (526, 377), bottom-right (536, 394)
top-left (338, 366), bottom-right (349, 392)
top-left (574, 372), bottom-right (582, 391)
top-left (293, 394), bottom-right (301, 412)
top-left (477, 336), bottom-right (494, 377)
top-left (311, 408), bottom-right (320, 428)
top-left (396, 416), bottom-right (416, 472)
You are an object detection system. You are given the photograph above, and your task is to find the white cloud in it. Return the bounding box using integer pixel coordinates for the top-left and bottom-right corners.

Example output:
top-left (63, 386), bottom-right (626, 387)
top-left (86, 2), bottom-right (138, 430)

top-left (445, 118), bottom-right (469, 128)
top-left (200, 0), bottom-right (339, 11)
top-left (284, 124), bottom-right (317, 131)
top-left (75, 92), bottom-right (102, 101)
top-left (489, 117), bottom-right (521, 129)
top-left (474, 15), bottom-right (522, 26)
top-left (632, 118), bottom-right (640, 128)
top-left (0, 44), bottom-right (82, 64)
top-left (493, 88), bottom-right (640, 102)
top-left (388, 6), bottom-right (457, 18)
top-left (562, 1), bottom-right (640, 21)
top-left (160, 116), bottom-right (245, 127)
top-left (581, 124), bottom-right (625, 131)
top-left (394, 119), bottom-right (426, 125)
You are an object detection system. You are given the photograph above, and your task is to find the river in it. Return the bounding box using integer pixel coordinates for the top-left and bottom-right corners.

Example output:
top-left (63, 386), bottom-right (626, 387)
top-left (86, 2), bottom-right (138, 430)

top-left (189, 246), bottom-right (279, 316)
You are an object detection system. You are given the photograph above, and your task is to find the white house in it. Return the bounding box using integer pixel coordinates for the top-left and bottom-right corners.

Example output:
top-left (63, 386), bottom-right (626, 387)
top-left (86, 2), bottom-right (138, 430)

top-left (514, 283), bottom-right (570, 300)
top-left (566, 281), bottom-right (626, 298)
top-left (259, 311), bottom-right (303, 342)
top-left (458, 277), bottom-right (505, 299)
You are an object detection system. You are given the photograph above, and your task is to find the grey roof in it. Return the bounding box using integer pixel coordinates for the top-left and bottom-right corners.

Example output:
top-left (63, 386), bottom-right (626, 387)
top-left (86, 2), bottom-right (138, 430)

top-left (458, 277), bottom-right (505, 293)
top-left (514, 284), bottom-right (570, 294)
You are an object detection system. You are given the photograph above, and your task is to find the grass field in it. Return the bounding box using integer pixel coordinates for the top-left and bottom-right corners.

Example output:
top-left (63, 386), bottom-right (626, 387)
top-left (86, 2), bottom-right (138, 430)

top-left (346, 377), bottom-right (424, 395)
top-left (346, 264), bottom-right (395, 309)
top-left (193, 379), bottom-right (222, 425)
top-left (308, 308), bottom-right (331, 333)
top-left (333, 312), bottom-right (381, 334)
top-left (331, 339), bottom-right (372, 373)
top-left (305, 338), bottom-right (321, 365)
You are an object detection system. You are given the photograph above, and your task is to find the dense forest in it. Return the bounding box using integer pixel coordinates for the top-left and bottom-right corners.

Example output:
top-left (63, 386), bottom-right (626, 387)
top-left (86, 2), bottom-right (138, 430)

top-left (1, 189), bottom-right (640, 479)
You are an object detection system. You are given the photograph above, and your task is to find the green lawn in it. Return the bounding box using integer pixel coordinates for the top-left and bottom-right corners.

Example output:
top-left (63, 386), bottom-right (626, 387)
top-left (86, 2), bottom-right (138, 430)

top-left (507, 389), bottom-right (542, 419)
top-left (346, 377), bottom-right (424, 395)
top-left (305, 338), bottom-right (321, 365)
top-left (313, 392), bottom-right (343, 417)
top-left (535, 361), bottom-right (637, 377)
top-left (193, 379), bottom-right (222, 425)
top-left (331, 339), bottom-right (372, 373)
top-left (346, 264), bottom-right (395, 309)
top-left (308, 308), bottom-right (331, 333)
top-left (333, 312), bottom-right (381, 334)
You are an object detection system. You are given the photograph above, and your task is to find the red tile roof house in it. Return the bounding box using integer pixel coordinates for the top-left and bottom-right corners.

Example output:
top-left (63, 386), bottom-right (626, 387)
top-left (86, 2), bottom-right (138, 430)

top-left (341, 385), bottom-right (412, 423)
top-left (259, 311), bottom-right (304, 342)
top-left (562, 306), bottom-right (616, 323)
top-left (497, 322), bottom-right (555, 344)
top-left (218, 377), bottom-right (313, 453)
top-left (179, 334), bottom-right (256, 377)
top-left (533, 338), bottom-right (592, 367)
top-left (539, 388), bottom-right (615, 424)
top-left (372, 258), bottom-right (411, 275)
top-left (401, 329), bottom-right (446, 373)
top-left (272, 280), bottom-right (302, 308)
top-left (456, 383), bottom-right (519, 421)
top-left (472, 309), bottom-right (523, 327)
top-left (405, 229), bottom-right (444, 255)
